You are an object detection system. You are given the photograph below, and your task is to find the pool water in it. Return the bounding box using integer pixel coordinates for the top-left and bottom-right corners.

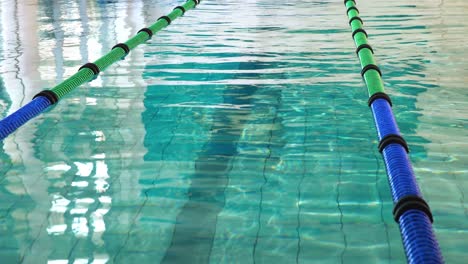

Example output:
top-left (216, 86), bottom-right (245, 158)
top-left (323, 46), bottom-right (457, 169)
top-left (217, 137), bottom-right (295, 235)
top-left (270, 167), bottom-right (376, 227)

top-left (0, 0), bottom-right (467, 263)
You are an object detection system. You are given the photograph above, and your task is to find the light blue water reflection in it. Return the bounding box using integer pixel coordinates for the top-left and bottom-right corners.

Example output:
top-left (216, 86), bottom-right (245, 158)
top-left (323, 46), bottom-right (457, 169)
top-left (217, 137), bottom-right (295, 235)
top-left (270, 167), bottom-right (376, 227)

top-left (0, 0), bottom-right (467, 263)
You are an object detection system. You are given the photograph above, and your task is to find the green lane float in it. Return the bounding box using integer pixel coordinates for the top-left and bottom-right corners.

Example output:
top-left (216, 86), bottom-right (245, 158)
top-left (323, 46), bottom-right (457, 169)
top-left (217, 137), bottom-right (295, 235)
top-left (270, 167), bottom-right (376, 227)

top-left (344, 0), bottom-right (443, 263)
top-left (0, 0), bottom-right (201, 140)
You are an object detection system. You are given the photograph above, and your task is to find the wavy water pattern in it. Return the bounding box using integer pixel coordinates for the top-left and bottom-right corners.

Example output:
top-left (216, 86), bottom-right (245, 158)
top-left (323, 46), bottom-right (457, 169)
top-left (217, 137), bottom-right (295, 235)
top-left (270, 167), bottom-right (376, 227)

top-left (0, 0), bottom-right (467, 263)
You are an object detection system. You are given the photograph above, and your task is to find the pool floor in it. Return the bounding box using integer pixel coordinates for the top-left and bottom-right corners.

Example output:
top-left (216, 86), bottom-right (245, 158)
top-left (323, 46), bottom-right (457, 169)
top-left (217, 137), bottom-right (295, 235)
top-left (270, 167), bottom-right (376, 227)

top-left (0, 0), bottom-right (467, 263)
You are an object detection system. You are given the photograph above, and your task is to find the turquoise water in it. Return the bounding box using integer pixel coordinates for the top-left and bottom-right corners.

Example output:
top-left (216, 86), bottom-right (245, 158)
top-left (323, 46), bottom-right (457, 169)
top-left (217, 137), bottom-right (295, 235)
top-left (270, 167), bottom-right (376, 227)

top-left (0, 0), bottom-right (467, 263)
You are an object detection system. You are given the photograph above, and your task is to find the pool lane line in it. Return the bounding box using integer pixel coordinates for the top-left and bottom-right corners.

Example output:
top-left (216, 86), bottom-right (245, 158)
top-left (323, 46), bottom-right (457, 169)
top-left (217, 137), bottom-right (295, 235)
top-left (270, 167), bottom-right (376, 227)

top-left (161, 61), bottom-right (264, 263)
top-left (344, 0), bottom-right (443, 263)
top-left (0, 0), bottom-right (201, 141)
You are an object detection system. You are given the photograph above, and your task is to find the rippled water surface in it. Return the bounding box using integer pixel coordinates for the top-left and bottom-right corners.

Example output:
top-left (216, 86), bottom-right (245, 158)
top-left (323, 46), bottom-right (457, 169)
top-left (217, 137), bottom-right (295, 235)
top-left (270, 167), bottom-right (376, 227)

top-left (0, 0), bottom-right (467, 263)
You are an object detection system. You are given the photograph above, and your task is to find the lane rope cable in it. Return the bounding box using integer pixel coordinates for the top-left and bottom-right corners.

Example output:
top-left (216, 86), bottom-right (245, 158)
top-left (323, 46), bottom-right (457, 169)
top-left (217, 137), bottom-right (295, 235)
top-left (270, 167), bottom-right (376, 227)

top-left (0, 0), bottom-right (201, 141)
top-left (344, 1), bottom-right (444, 263)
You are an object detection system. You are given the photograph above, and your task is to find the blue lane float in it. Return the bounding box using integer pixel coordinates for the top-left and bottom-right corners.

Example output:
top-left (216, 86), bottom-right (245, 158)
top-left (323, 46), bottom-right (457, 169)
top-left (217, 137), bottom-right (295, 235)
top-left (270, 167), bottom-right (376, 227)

top-left (0, 96), bottom-right (52, 140)
top-left (344, 0), bottom-right (444, 263)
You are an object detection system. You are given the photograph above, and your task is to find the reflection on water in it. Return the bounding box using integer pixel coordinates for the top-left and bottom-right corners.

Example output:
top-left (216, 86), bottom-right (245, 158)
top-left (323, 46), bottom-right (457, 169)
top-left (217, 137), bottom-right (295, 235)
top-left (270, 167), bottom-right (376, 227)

top-left (0, 0), bottom-right (164, 262)
top-left (0, 0), bottom-right (468, 263)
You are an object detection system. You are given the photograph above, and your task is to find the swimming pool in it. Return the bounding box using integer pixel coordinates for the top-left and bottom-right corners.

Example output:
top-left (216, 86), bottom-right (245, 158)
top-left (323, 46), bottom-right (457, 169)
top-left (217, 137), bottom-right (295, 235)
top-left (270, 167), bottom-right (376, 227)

top-left (0, 0), bottom-right (467, 263)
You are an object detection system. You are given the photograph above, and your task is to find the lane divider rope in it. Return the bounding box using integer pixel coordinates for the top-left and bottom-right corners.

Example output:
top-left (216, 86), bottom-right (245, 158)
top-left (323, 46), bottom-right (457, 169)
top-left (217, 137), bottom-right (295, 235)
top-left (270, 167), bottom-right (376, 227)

top-left (0, 0), bottom-right (201, 140)
top-left (344, 0), bottom-right (444, 263)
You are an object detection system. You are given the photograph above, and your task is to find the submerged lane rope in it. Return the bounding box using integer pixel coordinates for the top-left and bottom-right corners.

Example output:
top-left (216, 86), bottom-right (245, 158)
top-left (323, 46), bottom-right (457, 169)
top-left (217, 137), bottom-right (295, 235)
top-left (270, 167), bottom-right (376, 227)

top-left (0, 0), bottom-right (201, 141)
top-left (344, 1), bottom-right (443, 263)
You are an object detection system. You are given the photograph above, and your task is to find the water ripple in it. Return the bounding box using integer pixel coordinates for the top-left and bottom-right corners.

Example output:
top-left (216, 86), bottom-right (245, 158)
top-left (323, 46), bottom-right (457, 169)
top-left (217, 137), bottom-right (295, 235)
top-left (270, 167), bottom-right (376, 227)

top-left (0, 0), bottom-right (467, 263)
